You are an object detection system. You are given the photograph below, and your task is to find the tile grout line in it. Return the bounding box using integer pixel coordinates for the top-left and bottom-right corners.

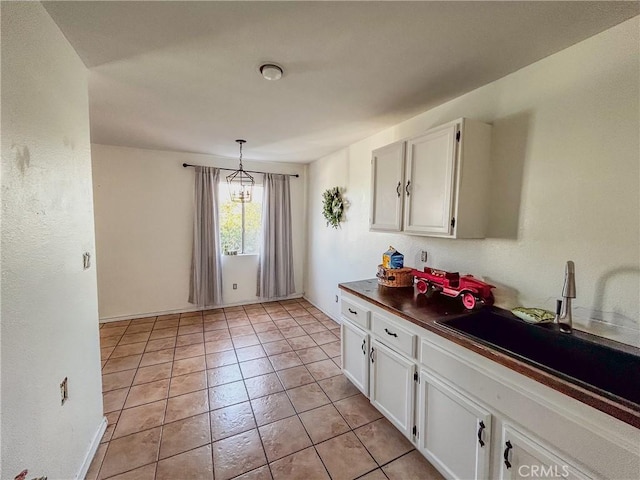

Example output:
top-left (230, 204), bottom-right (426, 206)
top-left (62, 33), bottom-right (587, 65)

top-left (98, 315), bottom-right (158, 480)
top-left (154, 319), bottom-right (179, 480)
top-left (287, 380), bottom-right (339, 480)
top-left (120, 317), bottom-right (155, 411)
top-left (223, 302), bottom-right (323, 478)
top-left (244, 374), bottom-right (274, 480)
top-left (104, 312), bottom-right (220, 479)
top-left (96, 299), bottom-right (345, 480)
top-left (98, 370), bottom-right (367, 455)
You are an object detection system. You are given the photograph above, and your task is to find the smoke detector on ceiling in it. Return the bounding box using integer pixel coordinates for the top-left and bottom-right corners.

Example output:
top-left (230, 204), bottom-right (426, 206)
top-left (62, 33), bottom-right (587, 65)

top-left (259, 63), bottom-right (283, 81)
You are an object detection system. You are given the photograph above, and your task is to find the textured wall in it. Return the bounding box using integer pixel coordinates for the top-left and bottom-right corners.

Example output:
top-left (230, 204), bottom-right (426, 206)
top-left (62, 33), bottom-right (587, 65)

top-left (1, 3), bottom-right (104, 478)
top-left (305, 17), bottom-right (640, 346)
top-left (91, 144), bottom-right (307, 320)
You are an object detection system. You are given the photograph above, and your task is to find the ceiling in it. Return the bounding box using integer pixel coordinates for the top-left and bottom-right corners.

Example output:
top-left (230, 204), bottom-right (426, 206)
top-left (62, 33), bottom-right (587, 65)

top-left (44, 1), bottom-right (639, 163)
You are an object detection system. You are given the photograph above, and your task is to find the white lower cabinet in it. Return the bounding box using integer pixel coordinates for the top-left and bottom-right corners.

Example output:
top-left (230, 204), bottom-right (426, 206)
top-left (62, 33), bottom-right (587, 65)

top-left (340, 297), bottom-right (418, 441)
top-left (340, 292), bottom-right (631, 480)
top-left (419, 370), bottom-right (492, 480)
top-left (369, 339), bottom-right (416, 439)
top-left (500, 425), bottom-right (592, 480)
top-left (341, 319), bottom-right (369, 396)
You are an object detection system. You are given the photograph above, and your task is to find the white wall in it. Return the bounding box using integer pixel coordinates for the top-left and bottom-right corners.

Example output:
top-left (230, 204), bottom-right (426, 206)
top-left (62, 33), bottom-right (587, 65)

top-left (1, 2), bottom-right (104, 479)
top-left (306, 17), bottom-right (640, 345)
top-left (92, 144), bottom-right (306, 320)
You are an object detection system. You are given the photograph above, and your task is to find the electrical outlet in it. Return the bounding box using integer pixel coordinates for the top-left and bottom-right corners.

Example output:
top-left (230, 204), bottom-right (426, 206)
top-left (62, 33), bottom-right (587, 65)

top-left (60, 377), bottom-right (68, 405)
top-left (421, 251), bottom-right (428, 262)
top-left (232, 283), bottom-right (238, 290)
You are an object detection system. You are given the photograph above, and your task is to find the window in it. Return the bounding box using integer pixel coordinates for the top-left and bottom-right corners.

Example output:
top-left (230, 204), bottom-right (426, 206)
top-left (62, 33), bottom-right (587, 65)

top-left (218, 183), bottom-right (263, 254)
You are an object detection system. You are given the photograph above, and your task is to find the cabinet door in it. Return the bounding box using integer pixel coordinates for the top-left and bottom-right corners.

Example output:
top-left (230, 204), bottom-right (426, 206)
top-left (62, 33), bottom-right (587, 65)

top-left (500, 425), bottom-right (592, 480)
top-left (419, 371), bottom-right (492, 480)
top-left (404, 124), bottom-right (458, 235)
top-left (341, 320), bottom-right (369, 396)
top-left (370, 142), bottom-right (405, 232)
top-left (369, 339), bottom-right (415, 439)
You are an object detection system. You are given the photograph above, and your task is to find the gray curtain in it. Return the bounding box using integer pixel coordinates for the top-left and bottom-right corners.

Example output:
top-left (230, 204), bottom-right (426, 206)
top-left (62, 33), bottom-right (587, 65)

top-left (189, 166), bottom-right (223, 306)
top-left (257, 173), bottom-right (295, 298)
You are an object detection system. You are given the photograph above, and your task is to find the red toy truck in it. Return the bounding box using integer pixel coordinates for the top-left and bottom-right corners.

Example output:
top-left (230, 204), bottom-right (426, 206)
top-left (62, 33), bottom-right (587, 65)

top-left (412, 267), bottom-right (495, 310)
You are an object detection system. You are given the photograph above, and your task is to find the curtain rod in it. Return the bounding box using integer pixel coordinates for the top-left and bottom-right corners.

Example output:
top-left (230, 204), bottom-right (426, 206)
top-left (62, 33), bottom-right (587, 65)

top-left (182, 163), bottom-right (299, 178)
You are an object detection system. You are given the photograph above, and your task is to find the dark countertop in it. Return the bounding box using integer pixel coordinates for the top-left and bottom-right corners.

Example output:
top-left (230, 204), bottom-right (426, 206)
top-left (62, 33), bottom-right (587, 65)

top-left (339, 279), bottom-right (640, 429)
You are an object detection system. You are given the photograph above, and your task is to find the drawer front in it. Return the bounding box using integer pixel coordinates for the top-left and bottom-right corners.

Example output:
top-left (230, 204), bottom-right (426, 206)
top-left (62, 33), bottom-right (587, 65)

top-left (341, 299), bottom-right (370, 329)
top-left (372, 313), bottom-right (416, 358)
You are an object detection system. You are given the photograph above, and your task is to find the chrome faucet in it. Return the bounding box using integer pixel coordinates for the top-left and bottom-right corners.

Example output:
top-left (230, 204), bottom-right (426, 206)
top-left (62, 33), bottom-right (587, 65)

top-left (556, 261), bottom-right (576, 333)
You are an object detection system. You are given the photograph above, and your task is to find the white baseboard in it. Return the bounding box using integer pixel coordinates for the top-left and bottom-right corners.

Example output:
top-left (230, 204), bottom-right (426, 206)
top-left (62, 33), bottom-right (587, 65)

top-left (76, 416), bottom-right (107, 480)
top-left (99, 294), bottom-right (305, 323)
top-left (100, 306), bottom-right (207, 323)
top-left (256, 293), bottom-right (305, 304)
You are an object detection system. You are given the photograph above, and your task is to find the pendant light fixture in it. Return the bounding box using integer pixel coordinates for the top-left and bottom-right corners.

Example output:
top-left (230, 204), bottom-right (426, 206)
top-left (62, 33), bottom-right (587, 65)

top-left (226, 139), bottom-right (254, 203)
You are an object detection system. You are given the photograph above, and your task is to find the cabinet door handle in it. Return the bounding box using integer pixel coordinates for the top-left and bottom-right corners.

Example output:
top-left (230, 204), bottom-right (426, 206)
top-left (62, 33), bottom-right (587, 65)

top-left (361, 339), bottom-right (366, 355)
top-left (477, 421), bottom-right (485, 447)
top-left (348, 308), bottom-right (357, 315)
top-left (405, 180), bottom-right (411, 196)
top-left (384, 328), bottom-right (398, 338)
top-left (396, 181), bottom-right (401, 197)
top-left (503, 440), bottom-right (513, 469)
top-left (369, 347), bottom-right (375, 363)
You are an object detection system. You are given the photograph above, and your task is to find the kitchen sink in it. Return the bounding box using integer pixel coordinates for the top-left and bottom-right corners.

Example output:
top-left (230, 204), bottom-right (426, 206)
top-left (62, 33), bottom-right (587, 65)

top-left (437, 309), bottom-right (640, 405)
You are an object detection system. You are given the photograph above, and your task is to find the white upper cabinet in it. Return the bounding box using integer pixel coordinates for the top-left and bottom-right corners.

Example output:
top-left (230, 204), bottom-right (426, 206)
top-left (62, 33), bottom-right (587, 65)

top-left (369, 118), bottom-right (492, 238)
top-left (370, 141), bottom-right (405, 232)
top-left (404, 123), bottom-right (458, 235)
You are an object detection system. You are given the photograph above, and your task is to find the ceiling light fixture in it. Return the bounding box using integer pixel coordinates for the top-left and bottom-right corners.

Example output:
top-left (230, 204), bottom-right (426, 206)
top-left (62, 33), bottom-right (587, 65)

top-left (259, 63), bottom-right (283, 81)
top-left (226, 139), bottom-right (254, 203)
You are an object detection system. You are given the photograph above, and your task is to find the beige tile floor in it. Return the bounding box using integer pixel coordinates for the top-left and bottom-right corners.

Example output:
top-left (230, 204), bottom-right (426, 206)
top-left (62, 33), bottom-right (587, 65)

top-left (88, 298), bottom-right (444, 480)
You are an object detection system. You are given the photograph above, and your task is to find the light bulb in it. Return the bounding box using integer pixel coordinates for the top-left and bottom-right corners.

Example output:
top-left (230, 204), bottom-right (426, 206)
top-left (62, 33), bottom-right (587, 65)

top-left (260, 64), bottom-right (283, 81)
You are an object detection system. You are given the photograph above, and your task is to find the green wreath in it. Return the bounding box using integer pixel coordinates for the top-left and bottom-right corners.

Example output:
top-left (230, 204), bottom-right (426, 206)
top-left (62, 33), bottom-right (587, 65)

top-left (322, 186), bottom-right (344, 229)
